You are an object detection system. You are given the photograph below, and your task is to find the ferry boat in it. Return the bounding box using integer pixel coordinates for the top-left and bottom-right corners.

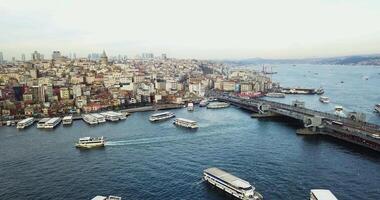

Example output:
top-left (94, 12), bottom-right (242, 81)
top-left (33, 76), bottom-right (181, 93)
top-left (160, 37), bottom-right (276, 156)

top-left (334, 106), bottom-right (346, 117)
top-left (187, 102), bottom-right (194, 111)
top-left (374, 104), bottom-right (380, 113)
top-left (92, 195), bottom-right (121, 200)
top-left (62, 116), bottom-right (73, 125)
top-left (16, 117), bottom-right (34, 129)
top-left (91, 113), bottom-right (106, 123)
top-left (83, 114), bottom-right (98, 125)
top-left (310, 189), bottom-right (338, 200)
top-left (149, 112), bottom-right (175, 122)
top-left (203, 167), bottom-right (263, 200)
top-left (91, 195), bottom-right (121, 200)
top-left (173, 118), bottom-right (198, 129)
top-left (319, 96), bottom-right (330, 104)
top-left (37, 118), bottom-right (50, 128)
top-left (100, 112), bottom-right (121, 121)
top-left (199, 99), bottom-right (209, 107)
top-left (75, 136), bottom-right (105, 148)
top-left (207, 102), bottom-right (230, 109)
top-left (44, 117), bottom-right (61, 129)
top-left (265, 92), bottom-right (285, 98)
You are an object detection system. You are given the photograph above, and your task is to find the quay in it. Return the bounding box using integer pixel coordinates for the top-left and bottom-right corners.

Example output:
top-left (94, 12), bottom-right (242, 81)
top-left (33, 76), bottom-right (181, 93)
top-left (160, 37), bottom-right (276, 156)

top-left (216, 94), bottom-right (380, 152)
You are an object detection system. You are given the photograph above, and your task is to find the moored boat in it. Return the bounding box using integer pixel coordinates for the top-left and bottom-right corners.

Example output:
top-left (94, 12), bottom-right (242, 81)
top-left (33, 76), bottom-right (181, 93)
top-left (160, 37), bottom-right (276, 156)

top-left (16, 117), bottom-right (35, 129)
top-left (199, 99), bottom-right (209, 107)
top-left (207, 102), bottom-right (230, 109)
top-left (44, 117), bottom-right (61, 129)
top-left (173, 118), bottom-right (198, 129)
top-left (83, 114), bottom-right (98, 125)
top-left (37, 118), bottom-right (50, 128)
top-left (62, 116), bottom-right (73, 125)
top-left (149, 112), bottom-right (175, 122)
top-left (310, 189), bottom-right (338, 200)
top-left (75, 136), bottom-right (105, 148)
top-left (187, 102), bottom-right (194, 111)
top-left (265, 92), bottom-right (285, 98)
top-left (203, 167), bottom-right (263, 200)
top-left (319, 96), bottom-right (330, 104)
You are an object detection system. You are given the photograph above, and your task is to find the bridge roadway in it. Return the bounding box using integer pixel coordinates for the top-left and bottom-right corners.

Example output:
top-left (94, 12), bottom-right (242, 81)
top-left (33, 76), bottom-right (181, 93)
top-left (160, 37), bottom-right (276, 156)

top-left (217, 95), bottom-right (380, 152)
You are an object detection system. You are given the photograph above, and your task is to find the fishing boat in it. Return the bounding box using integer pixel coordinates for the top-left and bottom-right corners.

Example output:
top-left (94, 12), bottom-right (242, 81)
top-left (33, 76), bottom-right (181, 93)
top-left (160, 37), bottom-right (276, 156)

top-left (75, 136), bottom-right (105, 148)
top-left (203, 167), bottom-right (263, 200)
top-left (319, 96), bottom-right (330, 104)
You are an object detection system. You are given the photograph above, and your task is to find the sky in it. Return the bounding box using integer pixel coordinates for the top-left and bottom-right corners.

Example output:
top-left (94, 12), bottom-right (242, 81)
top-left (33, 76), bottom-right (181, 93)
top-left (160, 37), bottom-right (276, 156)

top-left (1, 0), bottom-right (380, 60)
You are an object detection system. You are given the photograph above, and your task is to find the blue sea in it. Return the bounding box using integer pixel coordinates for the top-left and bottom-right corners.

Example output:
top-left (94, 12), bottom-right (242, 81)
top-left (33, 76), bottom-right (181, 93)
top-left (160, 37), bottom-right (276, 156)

top-left (0, 64), bottom-right (380, 200)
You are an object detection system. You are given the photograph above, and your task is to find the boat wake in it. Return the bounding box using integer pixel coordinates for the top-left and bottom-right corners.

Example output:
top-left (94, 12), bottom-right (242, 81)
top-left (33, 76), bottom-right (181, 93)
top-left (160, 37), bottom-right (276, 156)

top-left (105, 135), bottom-right (183, 146)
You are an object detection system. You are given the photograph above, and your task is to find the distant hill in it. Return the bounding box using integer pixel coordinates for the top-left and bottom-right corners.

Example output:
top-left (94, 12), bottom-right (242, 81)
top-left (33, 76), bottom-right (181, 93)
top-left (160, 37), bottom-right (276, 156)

top-left (223, 54), bottom-right (380, 66)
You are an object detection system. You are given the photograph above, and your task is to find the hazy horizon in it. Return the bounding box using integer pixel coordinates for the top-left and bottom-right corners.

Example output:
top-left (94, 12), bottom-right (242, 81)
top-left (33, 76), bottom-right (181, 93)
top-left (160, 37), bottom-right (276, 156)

top-left (1, 0), bottom-right (380, 60)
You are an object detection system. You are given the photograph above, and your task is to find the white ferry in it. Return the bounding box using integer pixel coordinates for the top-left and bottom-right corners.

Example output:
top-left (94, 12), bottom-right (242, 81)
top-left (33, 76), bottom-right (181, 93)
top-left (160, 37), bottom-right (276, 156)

top-left (37, 118), bottom-right (50, 128)
top-left (265, 92), bottom-right (285, 98)
top-left (16, 117), bottom-right (35, 129)
top-left (319, 96), bottom-right (330, 104)
top-left (207, 102), bottom-right (230, 109)
top-left (334, 106), bottom-right (346, 117)
top-left (110, 111), bottom-right (126, 120)
top-left (149, 112), bottom-right (175, 122)
top-left (91, 113), bottom-right (106, 123)
top-left (44, 117), bottom-right (61, 129)
top-left (310, 189), bottom-right (338, 200)
top-left (91, 195), bottom-right (121, 200)
top-left (173, 118), bottom-right (198, 129)
top-left (203, 167), bottom-right (263, 200)
top-left (100, 112), bottom-right (120, 121)
top-left (83, 114), bottom-right (98, 125)
top-left (75, 136), bottom-right (105, 149)
top-left (187, 102), bottom-right (194, 111)
top-left (62, 116), bottom-right (73, 125)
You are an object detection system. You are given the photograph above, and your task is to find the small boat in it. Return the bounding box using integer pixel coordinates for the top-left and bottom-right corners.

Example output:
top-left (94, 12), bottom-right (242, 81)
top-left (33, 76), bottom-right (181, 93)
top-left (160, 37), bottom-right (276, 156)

top-left (334, 106), bottom-right (346, 117)
top-left (203, 167), bottom-right (263, 200)
top-left (62, 116), bottom-right (73, 125)
top-left (75, 136), bottom-right (105, 148)
top-left (91, 195), bottom-right (121, 200)
top-left (199, 99), bottom-right (209, 107)
top-left (187, 102), bottom-right (194, 111)
top-left (265, 92), bottom-right (285, 98)
top-left (319, 96), bottom-right (330, 104)
top-left (173, 118), bottom-right (198, 129)
top-left (149, 112), bottom-right (175, 122)
top-left (374, 104), bottom-right (380, 113)
top-left (310, 189), bottom-right (338, 200)
top-left (207, 102), bottom-right (230, 109)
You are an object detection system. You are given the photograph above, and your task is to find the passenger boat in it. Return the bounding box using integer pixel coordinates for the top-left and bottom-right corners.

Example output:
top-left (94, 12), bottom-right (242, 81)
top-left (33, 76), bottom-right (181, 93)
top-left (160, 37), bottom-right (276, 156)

top-left (173, 118), bottom-right (198, 129)
top-left (91, 113), bottom-right (106, 123)
top-left (100, 111), bottom-right (124, 121)
top-left (16, 117), bottom-right (35, 129)
top-left (44, 117), bottom-right (61, 129)
top-left (199, 99), bottom-right (209, 107)
top-left (75, 136), bottom-right (105, 148)
top-left (207, 102), bottom-right (230, 109)
top-left (203, 167), bottom-right (263, 200)
top-left (265, 92), bottom-right (285, 98)
top-left (187, 102), bottom-right (194, 111)
top-left (374, 104), bottom-right (380, 113)
top-left (334, 106), bottom-right (346, 117)
top-left (62, 116), bottom-right (73, 125)
top-left (319, 96), bottom-right (330, 104)
top-left (83, 114), bottom-right (98, 125)
top-left (149, 112), bottom-right (175, 122)
top-left (310, 189), bottom-right (338, 200)
top-left (37, 118), bottom-right (50, 128)
top-left (91, 195), bottom-right (121, 200)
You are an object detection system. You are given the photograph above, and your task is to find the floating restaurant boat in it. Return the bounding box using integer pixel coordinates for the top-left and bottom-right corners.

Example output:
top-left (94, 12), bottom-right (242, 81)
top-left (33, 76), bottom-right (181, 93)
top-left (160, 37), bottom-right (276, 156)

top-left (91, 113), bottom-right (106, 123)
top-left (37, 118), bottom-right (50, 128)
top-left (44, 117), bottom-right (61, 129)
top-left (187, 102), bottom-right (194, 111)
top-left (149, 111), bottom-right (175, 122)
top-left (16, 117), bottom-right (35, 129)
top-left (203, 167), bottom-right (263, 200)
top-left (199, 99), bottom-right (209, 107)
top-left (319, 96), bottom-right (330, 104)
top-left (91, 195), bottom-right (121, 200)
top-left (310, 189), bottom-right (338, 200)
top-left (374, 104), bottom-right (380, 113)
top-left (173, 118), bottom-right (198, 129)
top-left (207, 102), bottom-right (230, 109)
top-left (265, 92), bottom-right (285, 98)
top-left (62, 116), bottom-right (73, 125)
top-left (83, 114), bottom-right (98, 125)
top-left (75, 136), bottom-right (105, 149)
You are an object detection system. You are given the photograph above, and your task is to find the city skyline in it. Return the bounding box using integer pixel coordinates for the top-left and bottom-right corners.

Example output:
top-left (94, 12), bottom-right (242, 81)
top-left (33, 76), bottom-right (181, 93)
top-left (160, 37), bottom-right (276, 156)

top-left (1, 0), bottom-right (380, 60)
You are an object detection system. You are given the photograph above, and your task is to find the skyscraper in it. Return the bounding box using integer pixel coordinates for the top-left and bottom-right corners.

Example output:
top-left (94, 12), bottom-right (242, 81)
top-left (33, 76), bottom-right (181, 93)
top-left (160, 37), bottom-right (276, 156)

top-left (0, 52), bottom-right (3, 64)
top-left (21, 54), bottom-right (26, 62)
top-left (32, 51), bottom-right (41, 61)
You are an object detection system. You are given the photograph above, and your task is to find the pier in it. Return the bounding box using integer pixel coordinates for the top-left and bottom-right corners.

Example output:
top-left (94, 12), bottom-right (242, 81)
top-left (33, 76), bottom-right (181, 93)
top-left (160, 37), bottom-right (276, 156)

top-left (216, 95), bottom-right (380, 152)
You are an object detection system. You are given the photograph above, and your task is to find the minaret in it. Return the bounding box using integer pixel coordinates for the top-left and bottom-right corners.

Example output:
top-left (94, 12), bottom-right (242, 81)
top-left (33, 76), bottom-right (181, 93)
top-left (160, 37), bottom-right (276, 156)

top-left (100, 50), bottom-right (108, 65)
